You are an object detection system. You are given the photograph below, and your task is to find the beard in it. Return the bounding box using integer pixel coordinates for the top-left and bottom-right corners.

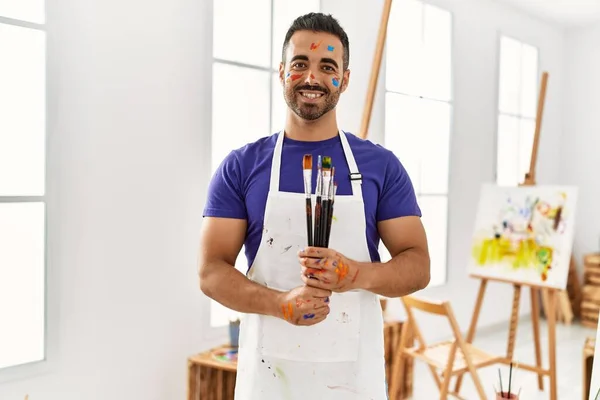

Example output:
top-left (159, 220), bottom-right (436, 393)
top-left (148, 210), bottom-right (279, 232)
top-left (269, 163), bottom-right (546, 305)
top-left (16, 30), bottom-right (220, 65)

top-left (283, 82), bottom-right (341, 121)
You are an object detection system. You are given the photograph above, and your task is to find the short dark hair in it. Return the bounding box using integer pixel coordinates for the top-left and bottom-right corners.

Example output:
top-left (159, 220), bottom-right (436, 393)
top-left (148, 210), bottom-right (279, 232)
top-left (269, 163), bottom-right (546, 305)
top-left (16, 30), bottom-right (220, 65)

top-left (281, 13), bottom-right (350, 71)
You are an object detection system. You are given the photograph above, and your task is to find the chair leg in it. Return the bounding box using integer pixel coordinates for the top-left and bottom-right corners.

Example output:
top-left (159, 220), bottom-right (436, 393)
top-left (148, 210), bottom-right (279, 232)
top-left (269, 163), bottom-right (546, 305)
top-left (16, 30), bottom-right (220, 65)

top-left (390, 319), bottom-right (411, 400)
top-left (439, 343), bottom-right (458, 399)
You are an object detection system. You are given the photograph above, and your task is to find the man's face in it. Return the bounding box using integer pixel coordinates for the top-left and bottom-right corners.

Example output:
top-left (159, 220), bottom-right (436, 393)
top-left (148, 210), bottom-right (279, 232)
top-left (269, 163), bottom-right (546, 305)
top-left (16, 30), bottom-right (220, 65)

top-left (279, 31), bottom-right (350, 121)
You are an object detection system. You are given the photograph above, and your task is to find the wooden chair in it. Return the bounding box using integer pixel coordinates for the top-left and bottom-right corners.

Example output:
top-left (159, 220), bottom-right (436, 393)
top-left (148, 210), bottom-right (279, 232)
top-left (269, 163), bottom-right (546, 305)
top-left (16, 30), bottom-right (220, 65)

top-left (390, 295), bottom-right (503, 400)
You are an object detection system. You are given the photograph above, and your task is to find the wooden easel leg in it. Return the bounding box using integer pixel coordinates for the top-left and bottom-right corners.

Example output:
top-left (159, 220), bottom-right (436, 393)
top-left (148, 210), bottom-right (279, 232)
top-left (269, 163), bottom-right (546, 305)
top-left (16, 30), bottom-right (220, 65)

top-left (548, 289), bottom-right (558, 400)
top-left (506, 285), bottom-right (521, 359)
top-left (530, 287), bottom-right (544, 390)
top-left (454, 279), bottom-right (487, 393)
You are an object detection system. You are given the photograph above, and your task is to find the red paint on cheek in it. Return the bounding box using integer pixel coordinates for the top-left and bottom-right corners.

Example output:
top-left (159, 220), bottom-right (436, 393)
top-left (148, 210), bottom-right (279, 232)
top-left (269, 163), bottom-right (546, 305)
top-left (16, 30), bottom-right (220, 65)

top-left (290, 74), bottom-right (303, 81)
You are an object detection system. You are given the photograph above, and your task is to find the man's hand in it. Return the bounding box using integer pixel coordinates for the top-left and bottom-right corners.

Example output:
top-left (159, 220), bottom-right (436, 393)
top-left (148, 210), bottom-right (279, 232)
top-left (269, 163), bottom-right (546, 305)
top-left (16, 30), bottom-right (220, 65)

top-left (298, 247), bottom-right (360, 292)
top-left (276, 285), bottom-right (331, 326)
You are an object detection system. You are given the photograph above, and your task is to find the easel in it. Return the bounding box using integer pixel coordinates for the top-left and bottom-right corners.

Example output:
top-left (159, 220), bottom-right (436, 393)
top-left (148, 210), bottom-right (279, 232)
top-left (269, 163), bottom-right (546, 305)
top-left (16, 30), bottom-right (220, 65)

top-left (454, 72), bottom-right (564, 400)
top-left (359, 0), bottom-right (392, 140)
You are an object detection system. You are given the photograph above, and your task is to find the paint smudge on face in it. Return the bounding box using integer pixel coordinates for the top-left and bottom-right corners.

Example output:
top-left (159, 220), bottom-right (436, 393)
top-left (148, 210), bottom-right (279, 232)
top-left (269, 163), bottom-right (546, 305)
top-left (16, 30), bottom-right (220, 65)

top-left (310, 73), bottom-right (316, 80)
top-left (286, 73), bottom-right (303, 84)
top-left (327, 45), bottom-right (335, 51)
top-left (303, 313), bottom-right (315, 319)
top-left (281, 302), bottom-right (293, 321)
top-left (281, 245), bottom-right (293, 254)
top-left (335, 259), bottom-right (350, 283)
top-left (310, 40), bottom-right (323, 51)
top-left (332, 77), bottom-right (340, 87)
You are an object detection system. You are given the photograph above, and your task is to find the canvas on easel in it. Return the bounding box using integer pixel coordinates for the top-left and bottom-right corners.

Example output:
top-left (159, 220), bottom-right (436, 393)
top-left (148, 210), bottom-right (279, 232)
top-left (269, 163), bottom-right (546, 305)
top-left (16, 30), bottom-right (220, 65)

top-left (468, 183), bottom-right (578, 290)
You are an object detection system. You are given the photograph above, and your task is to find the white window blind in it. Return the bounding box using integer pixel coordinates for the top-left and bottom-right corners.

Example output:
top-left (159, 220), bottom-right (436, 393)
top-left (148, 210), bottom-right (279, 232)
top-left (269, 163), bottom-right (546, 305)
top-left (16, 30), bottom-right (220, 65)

top-left (0, 2), bottom-right (46, 370)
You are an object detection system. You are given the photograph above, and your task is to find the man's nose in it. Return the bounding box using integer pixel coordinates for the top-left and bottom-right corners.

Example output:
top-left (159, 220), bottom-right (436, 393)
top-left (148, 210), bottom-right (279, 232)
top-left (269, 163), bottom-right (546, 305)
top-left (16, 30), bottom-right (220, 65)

top-left (303, 70), bottom-right (319, 85)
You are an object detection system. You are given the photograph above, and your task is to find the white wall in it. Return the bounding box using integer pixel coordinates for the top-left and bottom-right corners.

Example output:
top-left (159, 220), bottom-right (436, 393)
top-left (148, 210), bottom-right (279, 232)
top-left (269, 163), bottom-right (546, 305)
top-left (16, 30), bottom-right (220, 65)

top-left (562, 22), bottom-right (600, 269)
top-left (0, 0), bottom-right (218, 398)
top-left (321, 0), bottom-right (566, 337)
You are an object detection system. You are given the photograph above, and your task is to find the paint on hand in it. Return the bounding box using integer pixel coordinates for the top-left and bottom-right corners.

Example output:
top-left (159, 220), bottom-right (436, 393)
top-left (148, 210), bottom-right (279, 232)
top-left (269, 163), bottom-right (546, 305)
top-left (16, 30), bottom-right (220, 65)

top-left (332, 77), bottom-right (340, 87)
top-left (281, 302), bottom-right (294, 321)
top-left (335, 259), bottom-right (350, 283)
top-left (325, 296), bottom-right (330, 303)
top-left (303, 313), bottom-right (315, 319)
top-left (310, 40), bottom-right (323, 51)
top-left (327, 45), bottom-right (335, 51)
top-left (296, 299), bottom-right (311, 307)
top-left (351, 269), bottom-right (360, 284)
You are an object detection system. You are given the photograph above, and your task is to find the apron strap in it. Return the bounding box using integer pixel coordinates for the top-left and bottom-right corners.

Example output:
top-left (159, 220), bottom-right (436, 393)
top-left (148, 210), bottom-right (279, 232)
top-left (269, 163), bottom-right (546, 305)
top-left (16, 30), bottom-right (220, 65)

top-left (269, 130), bottom-right (285, 192)
top-left (338, 130), bottom-right (362, 198)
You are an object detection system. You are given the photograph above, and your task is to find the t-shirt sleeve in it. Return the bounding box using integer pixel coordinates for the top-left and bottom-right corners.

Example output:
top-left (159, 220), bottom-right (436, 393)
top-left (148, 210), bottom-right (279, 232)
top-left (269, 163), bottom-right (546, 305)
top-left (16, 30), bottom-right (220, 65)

top-left (202, 151), bottom-right (247, 219)
top-left (376, 151), bottom-right (422, 221)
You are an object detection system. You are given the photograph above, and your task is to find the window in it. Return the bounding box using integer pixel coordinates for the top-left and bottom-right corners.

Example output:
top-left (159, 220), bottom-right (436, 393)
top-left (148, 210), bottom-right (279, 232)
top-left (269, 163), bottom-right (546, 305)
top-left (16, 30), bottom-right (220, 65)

top-left (383, 0), bottom-right (452, 287)
top-left (210, 0), bottom-right (320, 327)
top-left (496, 36), bottom-right (539, 186)
top-left (0, 3), bottom-right (46, 370)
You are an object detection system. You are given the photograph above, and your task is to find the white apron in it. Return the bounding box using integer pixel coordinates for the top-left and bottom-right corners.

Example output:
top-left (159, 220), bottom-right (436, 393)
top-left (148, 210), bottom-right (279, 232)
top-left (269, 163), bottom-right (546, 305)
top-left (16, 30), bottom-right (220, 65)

top-left (233, 131), bottom-right (387, 400)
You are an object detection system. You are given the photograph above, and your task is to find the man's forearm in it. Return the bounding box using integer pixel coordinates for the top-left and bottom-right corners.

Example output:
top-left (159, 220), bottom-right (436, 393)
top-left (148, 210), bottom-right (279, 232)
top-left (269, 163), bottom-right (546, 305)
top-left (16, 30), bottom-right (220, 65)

top-left (199, 261), bottom-right (282, 317)
top-left (354, 248), bottom-right (430, 297)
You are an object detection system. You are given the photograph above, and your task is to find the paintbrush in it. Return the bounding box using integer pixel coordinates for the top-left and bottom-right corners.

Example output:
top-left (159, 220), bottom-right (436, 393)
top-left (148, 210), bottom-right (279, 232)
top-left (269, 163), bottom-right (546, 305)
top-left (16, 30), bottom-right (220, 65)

top-left (325, 169), bottom-right (336, 248)
top-left (303, 154), bottom-right (313, 246)
top-left (508, 362), bottom-right (513, 398)
top-left (498, 368), bottom-right (504, 398)
top-left (319, 156), bottom-right (332, 247)
top-left (314, 156), bottom-right (323, 247)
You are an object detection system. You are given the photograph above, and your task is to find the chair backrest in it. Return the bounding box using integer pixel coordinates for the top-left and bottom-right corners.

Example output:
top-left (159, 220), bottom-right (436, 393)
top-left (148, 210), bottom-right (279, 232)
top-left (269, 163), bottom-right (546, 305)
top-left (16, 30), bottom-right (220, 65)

top-left (401, 295), bottom-right (464, 344)
top-left (401, 295), bottom-right (449, 317)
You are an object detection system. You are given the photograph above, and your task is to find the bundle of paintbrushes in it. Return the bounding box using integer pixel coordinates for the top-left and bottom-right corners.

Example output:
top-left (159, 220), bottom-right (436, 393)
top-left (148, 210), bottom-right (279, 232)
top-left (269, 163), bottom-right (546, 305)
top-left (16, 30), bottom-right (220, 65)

top-left (303, 154), bottom-right (337, 248)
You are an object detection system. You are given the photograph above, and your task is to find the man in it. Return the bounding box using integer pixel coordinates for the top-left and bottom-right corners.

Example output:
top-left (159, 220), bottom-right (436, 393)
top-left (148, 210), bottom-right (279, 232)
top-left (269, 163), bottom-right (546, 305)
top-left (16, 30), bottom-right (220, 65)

top-left (198, 12), bottom-right (430, 400)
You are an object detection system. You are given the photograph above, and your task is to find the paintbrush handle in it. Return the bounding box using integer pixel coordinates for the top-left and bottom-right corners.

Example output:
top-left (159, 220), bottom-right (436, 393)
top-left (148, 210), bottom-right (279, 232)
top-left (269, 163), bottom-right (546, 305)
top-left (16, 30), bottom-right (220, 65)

top-left (325, 201), bottom-right (334, 247)
top-left (306, 198), bottom-right (313, 246)
top-left (320, 200), bottom-right (329, 248)
top-left (314, 196), bottom-right (322, 247)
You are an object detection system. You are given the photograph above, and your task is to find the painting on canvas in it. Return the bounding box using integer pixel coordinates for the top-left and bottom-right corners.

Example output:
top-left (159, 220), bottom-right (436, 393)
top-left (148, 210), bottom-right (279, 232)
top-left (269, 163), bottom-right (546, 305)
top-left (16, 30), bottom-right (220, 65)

top-left (467, 183), bottom-right (578, 289)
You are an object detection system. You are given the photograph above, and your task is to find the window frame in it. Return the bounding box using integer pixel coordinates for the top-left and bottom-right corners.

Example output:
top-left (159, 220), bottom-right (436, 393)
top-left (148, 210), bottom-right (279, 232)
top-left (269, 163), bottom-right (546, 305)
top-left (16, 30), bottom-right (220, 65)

top-left (0, 10), bottom-right (51, 379)
top-left (494, 33), bottom-right (541, 187)
top-left (382, 0), bottom-right (454, 288)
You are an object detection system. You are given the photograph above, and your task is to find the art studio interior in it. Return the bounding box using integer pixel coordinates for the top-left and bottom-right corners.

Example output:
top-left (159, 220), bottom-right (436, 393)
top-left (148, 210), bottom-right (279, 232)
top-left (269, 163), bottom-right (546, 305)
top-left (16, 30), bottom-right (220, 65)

top-left (1, 0), bottom-right (600, 399)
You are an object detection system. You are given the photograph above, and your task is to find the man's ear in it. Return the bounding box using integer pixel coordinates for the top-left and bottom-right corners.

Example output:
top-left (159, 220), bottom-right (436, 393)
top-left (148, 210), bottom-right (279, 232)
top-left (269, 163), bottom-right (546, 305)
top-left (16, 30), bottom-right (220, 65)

top-left (341, 69), bottom-right (351, 93)
top-left (278, 62), bottom-right (285, 85)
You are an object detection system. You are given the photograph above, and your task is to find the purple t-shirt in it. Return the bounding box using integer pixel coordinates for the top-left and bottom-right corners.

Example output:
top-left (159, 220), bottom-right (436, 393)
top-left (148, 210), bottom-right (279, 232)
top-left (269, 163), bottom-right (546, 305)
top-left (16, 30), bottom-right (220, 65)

top-left (203, 131), bottom-right (421, 271)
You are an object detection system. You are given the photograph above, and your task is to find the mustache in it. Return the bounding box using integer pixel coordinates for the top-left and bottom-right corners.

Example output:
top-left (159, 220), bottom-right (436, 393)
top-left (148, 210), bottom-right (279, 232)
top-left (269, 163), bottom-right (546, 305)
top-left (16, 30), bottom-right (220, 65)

top-left (295, 84), bottom-right (328, 94)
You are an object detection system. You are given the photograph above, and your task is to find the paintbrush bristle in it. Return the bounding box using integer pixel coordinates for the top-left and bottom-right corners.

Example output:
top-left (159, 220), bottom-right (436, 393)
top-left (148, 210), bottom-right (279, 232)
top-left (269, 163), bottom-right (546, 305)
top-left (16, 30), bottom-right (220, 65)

top-left (303, 154), bottom-right (312, 170)
top-left (322, 156), bottom-right (331, 170)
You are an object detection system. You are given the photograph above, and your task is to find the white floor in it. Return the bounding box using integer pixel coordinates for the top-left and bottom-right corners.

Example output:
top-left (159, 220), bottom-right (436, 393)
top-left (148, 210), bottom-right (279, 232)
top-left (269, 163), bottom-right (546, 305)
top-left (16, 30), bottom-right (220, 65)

top-left (407, 317), bottom-right (596, 400)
